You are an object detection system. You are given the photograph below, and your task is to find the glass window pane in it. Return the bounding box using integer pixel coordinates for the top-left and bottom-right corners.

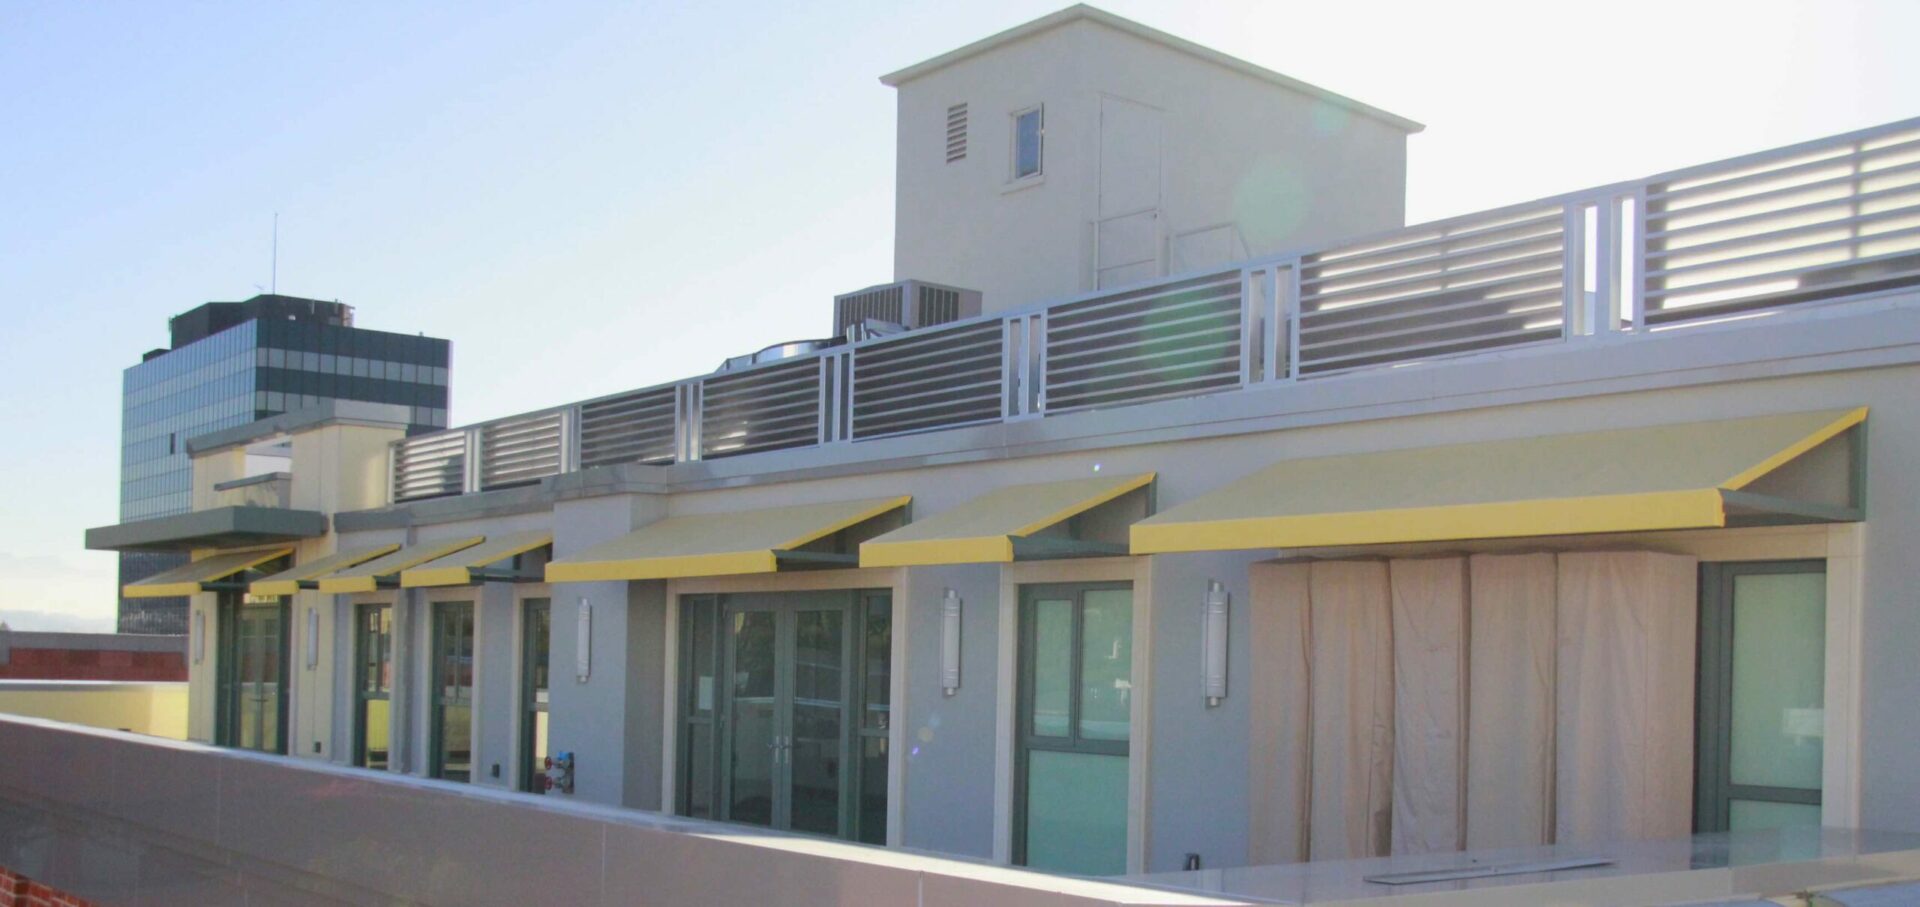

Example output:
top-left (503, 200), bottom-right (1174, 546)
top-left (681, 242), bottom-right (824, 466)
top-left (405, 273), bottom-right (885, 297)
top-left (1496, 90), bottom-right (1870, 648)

top-left (1031, 598), bottom-right (1072, 738)
top-left (790, 609), bottom-right (845, 836)
top-left (362, 698), bottom-right (390, 770)
top-left (688, 600), bottom-right (716, 717)
top-left (1025, 750), bottom-right (1127, 875)
top-left (727, 611), bottom-right (777, 826)
top-left (1730, 798), bottom-right (1821, 831)
top-left (1078, 589), bottom-right (1132, 742)
top-left (859, 735), bottom-right (888, 845)
top-left (863, 595), bottom-right (890, 730)
top-left (1730, 572), bottom-right (1825, 790)
top-left (686, 723), bottom-right (715, 819)
top-left (1015, 108), bottom-right (1043, 178)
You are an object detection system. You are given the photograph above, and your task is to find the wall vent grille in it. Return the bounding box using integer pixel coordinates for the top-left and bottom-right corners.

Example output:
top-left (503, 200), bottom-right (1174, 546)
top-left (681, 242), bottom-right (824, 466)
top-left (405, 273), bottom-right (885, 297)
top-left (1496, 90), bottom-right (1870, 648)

top-left (946, 103), bottom-right (968, 163)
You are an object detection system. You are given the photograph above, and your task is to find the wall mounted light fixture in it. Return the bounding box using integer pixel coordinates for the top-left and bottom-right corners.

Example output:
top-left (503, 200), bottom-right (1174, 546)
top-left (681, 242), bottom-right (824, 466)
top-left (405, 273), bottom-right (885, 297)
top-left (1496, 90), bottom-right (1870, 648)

top-left (576, 598), bottom-right (592, 683)
top-left (1203, 580), bottom-right (1230, 707)
top-left (941, 588), bottom-right (963, 696)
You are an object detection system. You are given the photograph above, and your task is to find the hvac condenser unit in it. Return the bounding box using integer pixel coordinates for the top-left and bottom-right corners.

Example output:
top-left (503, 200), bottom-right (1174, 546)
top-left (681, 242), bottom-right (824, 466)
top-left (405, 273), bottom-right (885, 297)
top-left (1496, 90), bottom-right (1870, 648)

top-left (832, 280), bottom-right (982, 339)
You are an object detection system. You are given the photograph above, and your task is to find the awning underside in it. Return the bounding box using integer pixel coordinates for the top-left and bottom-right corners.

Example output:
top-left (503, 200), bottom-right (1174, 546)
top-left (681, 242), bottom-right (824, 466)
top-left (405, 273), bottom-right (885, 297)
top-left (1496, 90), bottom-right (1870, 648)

top-left (401, 531), bottom-right (553, 588)
top-left (123, 547), bottom-right (292, 598)
top-left (249, 544), bottom-right (402, 596)
top-left (546, 496), bottom-right (910, 582)
top-left (860, 473), bottom-right (1153, 567)
top-left (1131, 408), bottom-right (1866, 554)
top-left (317, 536), bottom-right (485, 593)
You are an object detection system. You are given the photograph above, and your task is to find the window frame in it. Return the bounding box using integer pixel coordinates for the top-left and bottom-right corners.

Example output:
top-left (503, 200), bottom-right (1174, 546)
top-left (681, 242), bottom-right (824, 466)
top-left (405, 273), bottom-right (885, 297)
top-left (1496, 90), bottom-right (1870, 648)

top-left (1010, 104), bottom-right (1045, 182)
top-left (428, 600), bottom-right (476, 782)
top-left (1694, 559), bottom-right (1827, 832)
top-left (519, 597), bottom-right (552, 793)
top-left (1013, 581), bottom-right (1132, 868)
top-left (352, 602), bottom-right (394, 770)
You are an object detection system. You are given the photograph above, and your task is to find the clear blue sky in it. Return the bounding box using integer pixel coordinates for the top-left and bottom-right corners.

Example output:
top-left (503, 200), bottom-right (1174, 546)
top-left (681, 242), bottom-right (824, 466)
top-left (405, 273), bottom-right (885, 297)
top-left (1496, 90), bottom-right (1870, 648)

top-left (2, 1), bottom-right (1915, 630)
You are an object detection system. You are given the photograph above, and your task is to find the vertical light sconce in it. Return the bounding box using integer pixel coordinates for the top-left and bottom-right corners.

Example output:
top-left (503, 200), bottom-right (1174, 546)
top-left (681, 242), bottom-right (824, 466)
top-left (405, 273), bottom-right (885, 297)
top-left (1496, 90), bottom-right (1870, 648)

top-left (1202, 580), bottom-right (1229, 707)
top-left (575, 598), bottom-right (592, 683)
top-left (305, 607), bottom-right (320, 669)
top-left (191, 610), bottom-right (206, 665)
top-left (940, 588), bottom-right (963, 696)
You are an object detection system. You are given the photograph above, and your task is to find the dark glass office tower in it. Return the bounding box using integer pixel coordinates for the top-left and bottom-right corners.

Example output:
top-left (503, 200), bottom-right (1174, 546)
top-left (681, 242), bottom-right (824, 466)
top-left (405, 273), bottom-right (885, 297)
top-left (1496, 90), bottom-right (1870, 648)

top-left (118, 295), bottom-right (452, 633)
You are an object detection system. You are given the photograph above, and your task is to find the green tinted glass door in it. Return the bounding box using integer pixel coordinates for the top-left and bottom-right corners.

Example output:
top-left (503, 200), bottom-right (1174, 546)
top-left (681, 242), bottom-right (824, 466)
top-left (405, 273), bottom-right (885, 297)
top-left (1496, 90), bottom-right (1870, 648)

top-left (725, 608), bottom-right (779, 826)
top-left (219, 594), bottom-right (288, 754)
top-left (520, 599), bottom-right (551, 793)
top-left (695, 592), bottom-right (886, 842)
top-left (1698, 562), bottom-right (1826, 832)
top-left (354, 604), bottom-right (393, 769)
top-left (1017, 584), bottom-right (1131, 875)
top-left (431, 601), bottom-right (475, 782)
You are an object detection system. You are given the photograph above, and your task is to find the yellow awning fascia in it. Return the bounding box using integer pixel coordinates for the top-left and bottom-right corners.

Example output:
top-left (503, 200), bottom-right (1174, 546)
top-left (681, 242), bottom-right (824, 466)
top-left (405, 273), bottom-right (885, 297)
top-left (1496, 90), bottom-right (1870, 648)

top-left (1131, 407), bottom-right (1867, 555)
top-left (401, 531), bottom-right (554, 588)
top-left (860, 473), bottom-right (1155, 568)
top-left (546, 496), bottom-right (910, 583)
top-left (317, 536), bottom-right (486, 593)
top-left (249, 543), bottom-right (403, 596)
top-left (123, 547), bottom-right (293, 598)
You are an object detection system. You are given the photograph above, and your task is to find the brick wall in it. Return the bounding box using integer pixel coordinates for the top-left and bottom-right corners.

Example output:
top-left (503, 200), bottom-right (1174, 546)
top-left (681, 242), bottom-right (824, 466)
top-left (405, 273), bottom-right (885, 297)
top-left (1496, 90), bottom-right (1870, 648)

top-left (0, 866), bottom-right (97, 907)
top-left (0, 647), bottom-right (185, 682)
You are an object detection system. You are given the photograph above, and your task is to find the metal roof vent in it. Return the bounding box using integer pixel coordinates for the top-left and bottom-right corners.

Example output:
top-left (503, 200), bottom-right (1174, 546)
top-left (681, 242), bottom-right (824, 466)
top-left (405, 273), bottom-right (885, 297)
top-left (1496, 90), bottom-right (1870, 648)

top-left (833, 280), bottom-right (982, 339)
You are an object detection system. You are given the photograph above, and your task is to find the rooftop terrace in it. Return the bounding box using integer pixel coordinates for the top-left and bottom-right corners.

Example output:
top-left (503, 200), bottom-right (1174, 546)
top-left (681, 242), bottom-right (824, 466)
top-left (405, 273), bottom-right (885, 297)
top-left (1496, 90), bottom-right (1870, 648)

top-left (386, 117), bottom-right (1920, 506)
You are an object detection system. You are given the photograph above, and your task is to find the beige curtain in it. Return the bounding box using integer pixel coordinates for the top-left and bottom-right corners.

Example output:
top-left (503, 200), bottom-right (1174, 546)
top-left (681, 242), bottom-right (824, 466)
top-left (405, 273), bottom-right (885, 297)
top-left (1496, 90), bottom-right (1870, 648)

top-left (1389, 557), bottom-right (1468, 855)
top-left (1554, 551), bottom-right (1699, 844)
top-left (1247, 561), bottom-right (1312, 865)
top-left (1465, 552), bottom-right (1558, 849)
top-left (1307, 559), bottom-right (1395, 861)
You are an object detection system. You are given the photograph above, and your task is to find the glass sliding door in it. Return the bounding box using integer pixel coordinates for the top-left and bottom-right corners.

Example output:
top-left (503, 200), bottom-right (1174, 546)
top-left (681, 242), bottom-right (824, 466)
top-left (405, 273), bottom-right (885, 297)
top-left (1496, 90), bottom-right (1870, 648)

top-left (354, 603), bottom-right (394, 770)
top-left (1016, 583), bottom-right (1132, 875)
top-left (430, 601), bottom-right (476, 783)
top-left (678, 591), bottom-right (889, 843)
top-left (217, 591), bottom-right (289, 754)
top-left (520, 598), bottom-right (551, 793)
top-left (1697, 561), bottom-right (1827, 832)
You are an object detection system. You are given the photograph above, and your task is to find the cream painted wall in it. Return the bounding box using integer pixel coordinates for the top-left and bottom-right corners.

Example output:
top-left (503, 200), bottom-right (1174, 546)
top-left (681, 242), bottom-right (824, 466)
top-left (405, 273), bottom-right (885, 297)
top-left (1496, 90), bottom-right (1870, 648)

top-left (892, 17), bottom-right (1409, 313)
top-left (0, 683), bottom-right (188, 739)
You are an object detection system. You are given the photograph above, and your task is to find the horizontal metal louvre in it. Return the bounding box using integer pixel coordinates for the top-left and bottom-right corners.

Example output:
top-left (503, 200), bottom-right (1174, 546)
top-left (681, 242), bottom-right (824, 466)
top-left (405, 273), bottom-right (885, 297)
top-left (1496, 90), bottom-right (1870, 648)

top-left (699, 357), bottom-right (822, 459)
top-left (850, 320), bottom-right (1005, 440)
top-left (578, 386), bottom-right (677, 468)
top-left (1643, 127), bottom-right (1920, 325)
top-left (477, 411), bottom-right (564, 490)
top-left (392, 431), bottom-right (466, 502)
top-left (1044, 271), bottom-right (1244, 413)
top-left (1297, 205), bottom-right (1567, 376)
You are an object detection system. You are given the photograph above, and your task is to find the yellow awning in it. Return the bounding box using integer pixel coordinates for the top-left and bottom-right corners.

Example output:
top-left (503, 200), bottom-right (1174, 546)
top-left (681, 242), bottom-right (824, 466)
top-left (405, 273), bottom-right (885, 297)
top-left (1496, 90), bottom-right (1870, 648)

top-left (318, 537), bottom-right (485, 593)
top-left (123, 547), bottom-right (292, 598)
top-left (547, 496), bottom-right (910, 582)
top-left (860, 473), bottom-right (1154, 567)
top-left (401, 531), bottom-right (553, 588)
top-left (1132, 408), bottom-right (1866, 554)
top-left (248, 544), bottom-right (403, 596)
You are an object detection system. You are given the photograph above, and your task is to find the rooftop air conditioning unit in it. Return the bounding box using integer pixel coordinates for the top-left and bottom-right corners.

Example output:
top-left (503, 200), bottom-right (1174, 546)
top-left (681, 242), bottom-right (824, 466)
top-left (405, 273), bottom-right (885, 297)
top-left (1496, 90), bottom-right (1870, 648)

top-left (833, 280), bottom-right (982, 340)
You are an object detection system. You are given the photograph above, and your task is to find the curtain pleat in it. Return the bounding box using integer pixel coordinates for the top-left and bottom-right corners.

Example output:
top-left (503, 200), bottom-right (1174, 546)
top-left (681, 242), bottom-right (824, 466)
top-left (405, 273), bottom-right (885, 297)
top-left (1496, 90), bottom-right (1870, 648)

top-left (1465, 552), bottom-right (1558, 849)
top-left (1307, 559), bottom-right (1395, 861)
top-left (1554, 551), bottom-right (1699, 843)
top-left (1389, 556), bottom-right (1468, 855)
top-left (1247, 561), bottom-right (1313, 865)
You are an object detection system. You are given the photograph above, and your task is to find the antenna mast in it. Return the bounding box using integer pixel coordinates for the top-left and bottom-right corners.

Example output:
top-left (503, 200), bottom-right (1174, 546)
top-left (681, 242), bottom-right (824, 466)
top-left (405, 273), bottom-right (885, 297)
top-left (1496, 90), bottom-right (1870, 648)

top-left (271, 212), bottom-right (279, 294)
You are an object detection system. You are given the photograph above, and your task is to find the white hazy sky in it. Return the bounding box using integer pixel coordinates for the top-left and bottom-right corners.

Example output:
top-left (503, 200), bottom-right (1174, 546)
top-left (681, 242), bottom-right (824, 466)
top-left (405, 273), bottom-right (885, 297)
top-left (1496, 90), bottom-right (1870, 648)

top-left (1, 1), bottom-right (1915, 631)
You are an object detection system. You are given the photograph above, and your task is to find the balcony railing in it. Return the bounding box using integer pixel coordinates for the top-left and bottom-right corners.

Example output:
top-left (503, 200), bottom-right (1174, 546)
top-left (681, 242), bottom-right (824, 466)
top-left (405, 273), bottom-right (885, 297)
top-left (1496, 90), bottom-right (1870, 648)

top-left (391, 117), bottom-right (1920, 503)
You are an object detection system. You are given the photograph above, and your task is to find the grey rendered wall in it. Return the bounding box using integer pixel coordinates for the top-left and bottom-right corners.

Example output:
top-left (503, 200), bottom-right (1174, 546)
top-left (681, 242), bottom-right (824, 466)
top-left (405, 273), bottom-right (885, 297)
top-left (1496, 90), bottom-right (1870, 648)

top-left (546, 492), bottom-right (666, 808)
top-left (475, 581), bottom-right (516, 788)
top-left (623, 578), bottom-right (668, 811)
top-left (900, 564), bottom-right (1002, 857)
top-left (1854, 371), bottom-right (1920, 833)
top-left (1145, 550), bottom-right (1262, 872)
